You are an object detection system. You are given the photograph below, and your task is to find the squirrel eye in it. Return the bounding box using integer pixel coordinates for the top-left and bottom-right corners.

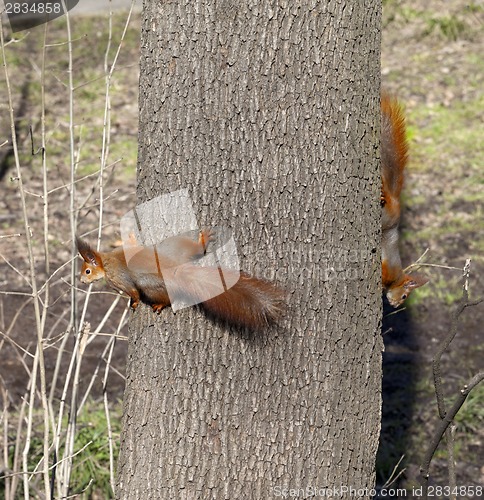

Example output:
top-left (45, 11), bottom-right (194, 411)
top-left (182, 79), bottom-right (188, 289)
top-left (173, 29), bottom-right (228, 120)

top-left (85, 269), bottom-right (91, 275)
top-left (401, 294), bottom-right (407, 300)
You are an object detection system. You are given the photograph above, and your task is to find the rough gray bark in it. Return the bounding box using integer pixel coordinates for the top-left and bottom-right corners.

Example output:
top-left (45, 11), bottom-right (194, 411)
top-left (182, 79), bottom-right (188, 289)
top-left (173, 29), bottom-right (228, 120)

top-left (116, 1), bottom-right (382, 498)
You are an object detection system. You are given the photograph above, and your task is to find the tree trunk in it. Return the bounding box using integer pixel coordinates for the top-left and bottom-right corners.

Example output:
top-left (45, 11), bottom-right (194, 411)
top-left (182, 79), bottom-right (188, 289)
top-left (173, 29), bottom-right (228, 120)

top-left (116, 1), bottom-right (382, 498)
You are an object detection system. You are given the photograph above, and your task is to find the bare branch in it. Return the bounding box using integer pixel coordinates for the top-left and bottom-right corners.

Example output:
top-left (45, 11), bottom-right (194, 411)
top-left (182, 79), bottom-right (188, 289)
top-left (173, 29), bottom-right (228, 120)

top-left (420, 259), bottom-right (484, 499)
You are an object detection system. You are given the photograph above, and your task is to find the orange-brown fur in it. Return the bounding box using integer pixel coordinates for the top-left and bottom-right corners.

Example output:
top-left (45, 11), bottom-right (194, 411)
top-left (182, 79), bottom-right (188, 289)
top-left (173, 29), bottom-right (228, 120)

top-left (77, 232), bottom-right (284, 330)
top-left (381, 95), bottom-right (428, 307)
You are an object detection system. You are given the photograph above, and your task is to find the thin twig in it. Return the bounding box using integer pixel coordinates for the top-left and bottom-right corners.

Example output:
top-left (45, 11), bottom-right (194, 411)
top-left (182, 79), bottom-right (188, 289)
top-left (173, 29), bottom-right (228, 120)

top-left (1, 386), bottom-right (11, 499)
top-left (380, 454), bottom-right (406, 490)
top-left (0, 233), bottom-right (21, 239)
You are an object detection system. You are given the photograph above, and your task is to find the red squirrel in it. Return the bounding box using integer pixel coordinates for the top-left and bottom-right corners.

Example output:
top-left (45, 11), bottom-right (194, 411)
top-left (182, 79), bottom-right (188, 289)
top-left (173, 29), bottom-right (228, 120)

top-left (381, 94), bottom-right (428, 307)
top-left (76, 230), bottom-right (284, 330)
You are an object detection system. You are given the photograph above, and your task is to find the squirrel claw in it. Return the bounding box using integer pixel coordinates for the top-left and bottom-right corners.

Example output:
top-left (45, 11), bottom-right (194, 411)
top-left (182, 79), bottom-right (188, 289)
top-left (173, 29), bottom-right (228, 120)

top-left (152, 304), bottom-right (167, 314)
top-left (199, 228), bottom-right (215, 253)
top-left (380, 191), bottom-right (386, 207)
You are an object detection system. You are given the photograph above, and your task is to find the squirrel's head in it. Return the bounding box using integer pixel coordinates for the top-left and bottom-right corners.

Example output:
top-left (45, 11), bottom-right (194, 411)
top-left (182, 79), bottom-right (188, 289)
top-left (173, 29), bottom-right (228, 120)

top-left (76, 236), bottom-right (105, 284)
top-left (386, 273), bottom-right (429, 308)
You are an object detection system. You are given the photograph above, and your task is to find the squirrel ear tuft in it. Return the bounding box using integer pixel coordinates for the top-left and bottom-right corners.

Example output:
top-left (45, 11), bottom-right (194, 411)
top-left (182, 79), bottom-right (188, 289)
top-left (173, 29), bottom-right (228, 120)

top-left (76, 236), bottom-right (101, 266)
top-left (405, 274), bottom-right (429, 290)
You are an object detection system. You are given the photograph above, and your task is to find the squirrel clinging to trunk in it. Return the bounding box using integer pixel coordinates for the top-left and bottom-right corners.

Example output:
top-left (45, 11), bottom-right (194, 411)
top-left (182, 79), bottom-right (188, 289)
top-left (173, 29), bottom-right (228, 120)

top-left (77, 230), bottom-right (285, 330)
top-left (380, 94), bottom-right (428, 307)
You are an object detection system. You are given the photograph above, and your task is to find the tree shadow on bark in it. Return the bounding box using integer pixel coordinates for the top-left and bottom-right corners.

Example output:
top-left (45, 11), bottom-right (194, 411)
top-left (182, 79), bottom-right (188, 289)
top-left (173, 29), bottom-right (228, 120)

top-left (376, 299), bottom-right (422, 488)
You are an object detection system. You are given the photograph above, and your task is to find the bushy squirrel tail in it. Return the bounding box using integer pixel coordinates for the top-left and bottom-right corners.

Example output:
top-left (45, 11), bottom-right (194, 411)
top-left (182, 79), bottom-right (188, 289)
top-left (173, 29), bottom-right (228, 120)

top-left (199, 271), bottom-right (285, 330)
top-left (381, 93), bottom-right (408, 197)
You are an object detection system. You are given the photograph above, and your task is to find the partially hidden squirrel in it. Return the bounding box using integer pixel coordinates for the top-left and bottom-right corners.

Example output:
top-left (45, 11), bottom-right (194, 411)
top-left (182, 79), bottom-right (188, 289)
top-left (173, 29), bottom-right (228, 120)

top-left (76, 230), bottom-right (284, 330)
top-left (381, 94), bottom-right (428, 307)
